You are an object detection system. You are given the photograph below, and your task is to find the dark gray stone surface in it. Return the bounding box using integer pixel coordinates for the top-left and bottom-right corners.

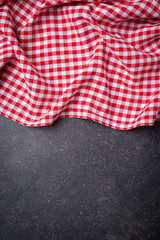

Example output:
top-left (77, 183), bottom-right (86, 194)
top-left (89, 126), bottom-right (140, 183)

top-left (0, 115), bottom-right (160, 240)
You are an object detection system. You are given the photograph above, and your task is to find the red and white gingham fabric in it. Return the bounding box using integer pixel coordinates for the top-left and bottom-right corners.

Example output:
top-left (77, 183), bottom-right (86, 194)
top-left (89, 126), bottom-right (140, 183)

top-left (0, 0), bottom-right (160, 130)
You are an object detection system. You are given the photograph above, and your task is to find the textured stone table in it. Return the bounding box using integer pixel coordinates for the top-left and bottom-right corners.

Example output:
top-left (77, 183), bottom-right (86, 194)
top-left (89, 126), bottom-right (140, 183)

top-left (0, 115), bottom-right (160, 240)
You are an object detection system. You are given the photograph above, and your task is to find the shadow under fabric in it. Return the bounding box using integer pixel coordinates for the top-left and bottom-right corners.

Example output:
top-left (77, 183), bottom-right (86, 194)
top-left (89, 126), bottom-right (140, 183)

top-left (0, 0), bottom-right (160, 130)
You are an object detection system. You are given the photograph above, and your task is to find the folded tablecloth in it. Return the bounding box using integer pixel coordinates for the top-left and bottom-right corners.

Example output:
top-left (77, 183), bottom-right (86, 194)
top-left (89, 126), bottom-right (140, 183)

top-left (0, 0), bottom-right (160, 130)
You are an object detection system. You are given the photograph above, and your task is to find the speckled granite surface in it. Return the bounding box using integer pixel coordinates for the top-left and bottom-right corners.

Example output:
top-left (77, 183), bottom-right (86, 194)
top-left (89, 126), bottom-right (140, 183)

top-left (0, 115), bottom-right (160, 240)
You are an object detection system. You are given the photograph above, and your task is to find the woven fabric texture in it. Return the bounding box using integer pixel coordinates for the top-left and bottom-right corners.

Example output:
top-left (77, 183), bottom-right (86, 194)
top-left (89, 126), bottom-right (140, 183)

top-left (0, 0), bottom-right (160, 130)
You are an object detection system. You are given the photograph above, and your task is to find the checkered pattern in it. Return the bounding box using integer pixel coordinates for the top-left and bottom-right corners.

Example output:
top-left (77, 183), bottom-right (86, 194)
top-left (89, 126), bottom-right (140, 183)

top-left (0, 0), bottom-right (160, 130)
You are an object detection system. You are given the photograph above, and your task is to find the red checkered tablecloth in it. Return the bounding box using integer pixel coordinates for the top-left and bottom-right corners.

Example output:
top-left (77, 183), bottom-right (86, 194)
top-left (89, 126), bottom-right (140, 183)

top-left (0, 0), bottom-right (160, 130)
